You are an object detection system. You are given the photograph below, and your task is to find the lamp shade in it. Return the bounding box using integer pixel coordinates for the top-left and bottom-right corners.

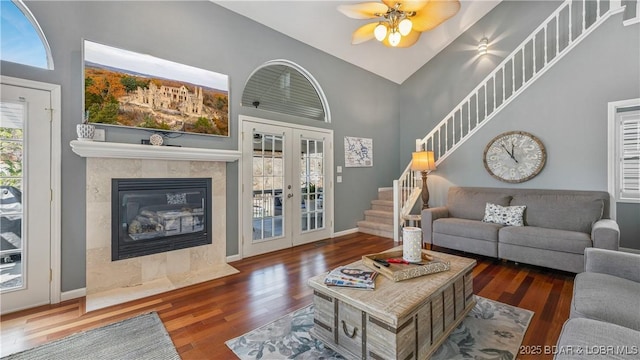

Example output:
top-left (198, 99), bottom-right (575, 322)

top-left (411, 151), bottom-right (436, 171)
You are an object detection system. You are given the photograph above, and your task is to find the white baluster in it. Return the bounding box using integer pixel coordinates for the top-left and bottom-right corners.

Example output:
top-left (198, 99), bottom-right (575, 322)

top-left (533, 36), bottom-right (537, 75)
top-left (467, 100), bottom-right (472, 133)
top-left (544, 25), bottom-right (548, 66)
top-left (582, 0), bottom-right (586, 32)
top-left (521, 49), bottom-right (526, 85)
top-left (569, 1), bottom-right (573, 44)
top-left (512, 59), bottom-right (516, 95)
top-left (502, 67), bottom-right (506, 104)
top-left (493, 76), bottom-right (497, 111)
top-left (556, 12), bottom-right (560, 55)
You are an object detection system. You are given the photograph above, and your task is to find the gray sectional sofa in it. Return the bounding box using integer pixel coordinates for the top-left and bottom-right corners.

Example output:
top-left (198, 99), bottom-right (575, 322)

top-left (555, 248), bottom-right (640, 359)
top-left (421, 187), bottom-right (620, 273)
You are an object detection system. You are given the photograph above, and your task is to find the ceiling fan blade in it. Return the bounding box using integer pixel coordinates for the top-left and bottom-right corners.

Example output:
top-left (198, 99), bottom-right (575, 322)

top-left (382, 29), bottom-right (421, 48)
top-left (385, 0), bottom-right (429, 13)
top-left (338, 2), bottom-right (389, 19)
top-left (352, 22), bottom-right (379, 44)
top-left (411, 0), bottom-right (461, 32)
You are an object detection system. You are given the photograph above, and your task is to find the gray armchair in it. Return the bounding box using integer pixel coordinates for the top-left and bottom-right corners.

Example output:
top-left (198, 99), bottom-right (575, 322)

top-left (555, 248), bottom-right (640, 359)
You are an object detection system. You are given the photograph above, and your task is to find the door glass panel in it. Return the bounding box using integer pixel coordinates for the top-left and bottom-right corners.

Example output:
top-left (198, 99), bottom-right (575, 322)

top-left (300, 138), bottom-right (324, 232)
top-left (0, 102), bottom-right (25, 291)
top-left (252, 132), bottom-right (284, 241)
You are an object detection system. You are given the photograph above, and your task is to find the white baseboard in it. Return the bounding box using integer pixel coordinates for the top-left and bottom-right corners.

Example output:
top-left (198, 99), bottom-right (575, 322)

top-left (620, 247), bottom-right (640, 254)
top-left (332, 228), bottom-right (359, 237)
top-left (61, 287), bottom-right (86, 301)
top-left (226, 254), bottom-right (242, 263)
top-left (378, 187), bottom-right (393, 191)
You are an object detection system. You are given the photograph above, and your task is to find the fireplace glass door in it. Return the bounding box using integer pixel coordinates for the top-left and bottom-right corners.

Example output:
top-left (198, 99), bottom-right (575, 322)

top-left (112, 178), bottom-right (212, 260)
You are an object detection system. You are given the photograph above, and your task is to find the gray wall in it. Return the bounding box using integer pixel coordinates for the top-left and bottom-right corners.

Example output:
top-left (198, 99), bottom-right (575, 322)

top-left (399, 1), bottom-right (640, 249)
top-left (3, 0), bottom-right (638, 293)
top-left (1, 1), bottom-right (399, 291)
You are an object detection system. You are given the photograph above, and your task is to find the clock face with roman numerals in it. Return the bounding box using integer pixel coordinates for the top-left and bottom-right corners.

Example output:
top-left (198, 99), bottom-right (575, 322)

top-left (483, 131), bottom-right (546, 183)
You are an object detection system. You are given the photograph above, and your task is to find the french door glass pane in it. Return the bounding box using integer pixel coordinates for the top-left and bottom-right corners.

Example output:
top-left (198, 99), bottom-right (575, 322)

top-left (252, 132), bottom-right (284, 241)
top-left (300, 138), bottom-right (324, 232)
top-left (0, 102), bottom-right (24, 291)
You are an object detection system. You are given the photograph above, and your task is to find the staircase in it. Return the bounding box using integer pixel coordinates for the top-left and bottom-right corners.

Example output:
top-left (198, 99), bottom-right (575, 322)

top-left (391, 0), bottom-right (628, 241)
top-left (357, 188), bottom-right (395, 239)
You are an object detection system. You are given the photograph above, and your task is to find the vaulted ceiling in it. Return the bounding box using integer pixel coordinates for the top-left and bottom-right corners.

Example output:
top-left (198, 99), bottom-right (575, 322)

top-left (213, 1), bottom-right (502, 84)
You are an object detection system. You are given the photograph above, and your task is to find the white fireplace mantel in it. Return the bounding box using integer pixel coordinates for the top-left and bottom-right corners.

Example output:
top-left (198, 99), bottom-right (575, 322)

top-left (70, 140), bottom-right (241, 162)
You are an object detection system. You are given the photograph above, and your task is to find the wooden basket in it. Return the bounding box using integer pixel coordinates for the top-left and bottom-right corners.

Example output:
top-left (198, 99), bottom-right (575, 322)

top-left (362, 248), bottom-right (450, 282)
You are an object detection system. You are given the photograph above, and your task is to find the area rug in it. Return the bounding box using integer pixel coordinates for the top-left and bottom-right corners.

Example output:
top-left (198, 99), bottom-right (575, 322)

top-left (226, 296), bottom-right (533, 360)
top-left (1, 312), bottom-right (180, 360)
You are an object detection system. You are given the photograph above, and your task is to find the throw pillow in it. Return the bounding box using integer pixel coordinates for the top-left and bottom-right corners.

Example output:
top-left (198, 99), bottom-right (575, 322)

top-left (482, 202), bottom-right (526, 226)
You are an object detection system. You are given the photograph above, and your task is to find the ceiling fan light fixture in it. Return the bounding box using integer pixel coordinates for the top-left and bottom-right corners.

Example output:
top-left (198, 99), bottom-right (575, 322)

top-left (339, 0), bottom-right (461, 48)
top-left (374, 23), bottom-right (388, 41)
top-left (398, 18), bottom-right (412, 36)
top-left (388, 31), bottom-right (401, 47)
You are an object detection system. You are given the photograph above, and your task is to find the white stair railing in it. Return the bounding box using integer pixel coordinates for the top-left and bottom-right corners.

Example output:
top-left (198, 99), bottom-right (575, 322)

top-left (393, 0), bottom-right (625, 242)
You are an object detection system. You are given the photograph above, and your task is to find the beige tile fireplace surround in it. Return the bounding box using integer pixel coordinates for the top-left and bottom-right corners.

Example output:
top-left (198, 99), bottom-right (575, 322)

top-left (71, 141), bottom-right (241, 312)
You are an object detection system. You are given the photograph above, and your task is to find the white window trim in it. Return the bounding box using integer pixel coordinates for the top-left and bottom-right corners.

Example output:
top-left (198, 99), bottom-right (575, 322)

top-left (608, 98), bottom-right (640, 219)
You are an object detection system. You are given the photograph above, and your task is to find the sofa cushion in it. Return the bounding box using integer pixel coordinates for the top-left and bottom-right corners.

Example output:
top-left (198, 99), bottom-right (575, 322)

top-left (571, 272), bottom-right (640, 331)
top-left (510, 194), bottom-right (603, 233)
top-left (447, 187), bottom-right (511, 220)
top-left (482, 203), bottom-right (526, 226)
top-left (555, 318), bottom-right (640, 360)
top-left (434, 218), bottom-right (502, 242)
top-left (499, 226), bottom-right (592, 254)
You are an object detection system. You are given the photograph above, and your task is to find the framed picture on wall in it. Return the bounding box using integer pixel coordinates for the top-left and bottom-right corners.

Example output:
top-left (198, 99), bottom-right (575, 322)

top-left (83, 40), bottom-right (230, 137)
top-left (344, 136), bottom-right (373, 167)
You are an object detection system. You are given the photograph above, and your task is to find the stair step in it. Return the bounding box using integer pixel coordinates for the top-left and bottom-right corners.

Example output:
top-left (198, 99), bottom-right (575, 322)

top-left (377, 188), bottom-right (394, 201)
top-left (357, 221), bottom-right (394, 239)
top-left (364, 209), bottom-right (394, 225)
top-left (371, 199), bottom-right (393, 212)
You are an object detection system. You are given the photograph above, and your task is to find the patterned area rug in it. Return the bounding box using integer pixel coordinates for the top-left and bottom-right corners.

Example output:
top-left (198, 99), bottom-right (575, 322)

top-left (1, 312), bottom-right (180, 360)
top-left (226, 296), bottom-right (533, 360)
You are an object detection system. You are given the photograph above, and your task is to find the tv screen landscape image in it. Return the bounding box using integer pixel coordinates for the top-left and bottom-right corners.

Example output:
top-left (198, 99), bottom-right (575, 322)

top-left (83, 40), bottom-right (229, 137)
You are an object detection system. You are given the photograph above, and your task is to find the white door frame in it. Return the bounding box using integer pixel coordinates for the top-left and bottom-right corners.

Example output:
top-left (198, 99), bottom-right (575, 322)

top-left (237, 115), bottom-right (334, 260)
top-left (1, 76), bottom-right (61, 304)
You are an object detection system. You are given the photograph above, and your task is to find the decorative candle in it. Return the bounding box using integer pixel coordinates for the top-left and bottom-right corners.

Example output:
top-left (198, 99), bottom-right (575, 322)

top-left (402, 227), bottom-right (423, 263)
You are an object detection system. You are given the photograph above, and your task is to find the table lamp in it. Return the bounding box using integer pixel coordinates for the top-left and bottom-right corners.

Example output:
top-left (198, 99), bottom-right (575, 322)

top-left (411, 151), bottom-right (436, 209)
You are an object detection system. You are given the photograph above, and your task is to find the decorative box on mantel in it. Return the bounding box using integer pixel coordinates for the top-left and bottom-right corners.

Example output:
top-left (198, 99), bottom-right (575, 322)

top-left (70, 140), bottom-right (242, 162)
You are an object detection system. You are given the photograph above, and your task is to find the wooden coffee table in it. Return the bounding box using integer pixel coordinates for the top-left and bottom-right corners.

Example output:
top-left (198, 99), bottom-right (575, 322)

top-left (308, 249), bottom-right (476, 360)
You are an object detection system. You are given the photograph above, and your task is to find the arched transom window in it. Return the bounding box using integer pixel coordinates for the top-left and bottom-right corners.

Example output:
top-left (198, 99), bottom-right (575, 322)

top-left (1, 0), bottom-right (53, 69)
top-left (242, 60), bottom-right (330, 122)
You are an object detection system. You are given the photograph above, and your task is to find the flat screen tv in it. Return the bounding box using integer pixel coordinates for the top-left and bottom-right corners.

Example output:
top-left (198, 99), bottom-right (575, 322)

top-left (83, 40), bottom-right (229, 137)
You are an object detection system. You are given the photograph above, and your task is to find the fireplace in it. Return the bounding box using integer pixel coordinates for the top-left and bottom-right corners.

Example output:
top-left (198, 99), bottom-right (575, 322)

top-left (111, 178), bottom-right (212, 261)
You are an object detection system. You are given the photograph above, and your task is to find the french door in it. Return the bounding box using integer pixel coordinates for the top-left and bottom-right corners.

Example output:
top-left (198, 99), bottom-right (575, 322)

top-left (241, 117), bottom-right (332, 257)
top-left (0, 82), bottom-right (54, 313)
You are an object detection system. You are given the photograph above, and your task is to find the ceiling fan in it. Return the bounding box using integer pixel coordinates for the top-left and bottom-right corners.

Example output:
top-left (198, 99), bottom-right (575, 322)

top-left (338, 0), bottom-right (461, 48)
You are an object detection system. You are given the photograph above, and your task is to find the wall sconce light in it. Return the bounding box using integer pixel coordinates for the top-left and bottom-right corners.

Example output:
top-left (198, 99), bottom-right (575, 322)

top-left (478, 37), bottom-right (489, 55)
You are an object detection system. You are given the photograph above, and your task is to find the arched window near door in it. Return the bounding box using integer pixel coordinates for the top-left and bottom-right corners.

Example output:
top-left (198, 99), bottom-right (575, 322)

top-left (242, 60), bottom-right (330, 123)
top-left (1, 0), bottom-right (53, 69)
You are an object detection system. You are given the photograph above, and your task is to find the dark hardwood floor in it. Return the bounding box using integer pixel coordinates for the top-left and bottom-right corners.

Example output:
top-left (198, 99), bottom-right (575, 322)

top-left (0, 233), bottom-right (574, 359)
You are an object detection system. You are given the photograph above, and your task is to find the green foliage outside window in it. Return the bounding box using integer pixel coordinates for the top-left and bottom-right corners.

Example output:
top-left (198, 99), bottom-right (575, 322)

top-left (0, 127), bottom-right (23, 189)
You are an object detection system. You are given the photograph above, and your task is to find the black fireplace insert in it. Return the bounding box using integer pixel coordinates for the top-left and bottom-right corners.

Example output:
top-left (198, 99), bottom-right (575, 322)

top-left (111, 178), bottom-right (212, 261)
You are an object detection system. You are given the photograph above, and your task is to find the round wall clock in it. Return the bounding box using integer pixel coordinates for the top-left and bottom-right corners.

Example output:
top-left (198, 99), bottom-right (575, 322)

top-left (483, 131), bottom-right (546, 183)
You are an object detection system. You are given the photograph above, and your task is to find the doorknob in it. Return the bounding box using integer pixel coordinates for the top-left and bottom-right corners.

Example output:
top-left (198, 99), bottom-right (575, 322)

top-left (287, 193), bottom-right (294, 198)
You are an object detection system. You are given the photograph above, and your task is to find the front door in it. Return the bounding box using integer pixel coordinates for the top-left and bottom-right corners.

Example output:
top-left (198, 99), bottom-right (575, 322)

top-left (241, 117), bottom-right (332, 257)
top-left (0, 83), bottom-right (52, 313)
